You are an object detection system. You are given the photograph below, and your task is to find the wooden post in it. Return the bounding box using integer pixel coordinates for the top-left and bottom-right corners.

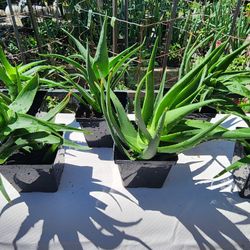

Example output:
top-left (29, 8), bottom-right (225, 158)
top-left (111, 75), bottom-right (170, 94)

top-left (6, 0), bottom-right (26, 63)
top-left (124, 0), bottom-right (128, 49)
top-left (112, 0), bottom-right (118, 53)
top-left (162, 0), bottom-right (179, 70)
top-left (124, 0), bottom-right (128, 85)
top-left (26, 0), bottom-right (43, 54)
top-left (230, 0), bottom-right (242, 36)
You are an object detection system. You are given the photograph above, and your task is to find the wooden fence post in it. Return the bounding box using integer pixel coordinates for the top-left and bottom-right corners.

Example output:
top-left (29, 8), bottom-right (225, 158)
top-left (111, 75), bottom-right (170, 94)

top-left (112, 0), bottom-right (118, 53)
top-left (6, 0), bottom-right (26, 62)
top-left (26, 0), bottom-right (43, 54)
top-left (230, 0), bottom-right (242, 37)
top-left (162, 0), bottom-right (179, 70)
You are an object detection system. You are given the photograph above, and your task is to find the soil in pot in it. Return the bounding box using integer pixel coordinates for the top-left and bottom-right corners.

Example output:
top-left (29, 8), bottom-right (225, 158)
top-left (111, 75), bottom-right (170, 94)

top-left (113, 146), bottom-right (178, 188)
top-left (232, 141), bottom-right (250, 199)
top-left (0, 145), bottom-right (64, 193)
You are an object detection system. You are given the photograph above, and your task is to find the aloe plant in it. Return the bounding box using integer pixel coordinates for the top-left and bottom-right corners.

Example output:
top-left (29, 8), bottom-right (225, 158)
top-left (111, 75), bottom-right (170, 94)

top-left (0, 75), bottom-right (89, 201)
top-left (0, 46), bottom-right (64, 102)
top-left (178, 35), bottom-right (250, 117)
top-left (99, 37), bottom-right (250, 162)
top-left (43, 17), bottom-right (142, 114)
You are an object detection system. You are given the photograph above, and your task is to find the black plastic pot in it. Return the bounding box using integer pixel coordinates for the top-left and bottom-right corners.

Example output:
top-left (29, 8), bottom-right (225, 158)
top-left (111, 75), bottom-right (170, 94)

top-left (75, 91), bottom-right (128, 148)
top-left (186, 106), bottom-right (217, 121)
top-left (0, 146), bottom-right (64, 192)
top-left (232, 141), bottom-right (250, 199)
top-left (113, 146), bottom-right (178, 188)
top-left (27, 90), bottom-right (48, 115)
top-left (76, 104), bottom-right (113, 147)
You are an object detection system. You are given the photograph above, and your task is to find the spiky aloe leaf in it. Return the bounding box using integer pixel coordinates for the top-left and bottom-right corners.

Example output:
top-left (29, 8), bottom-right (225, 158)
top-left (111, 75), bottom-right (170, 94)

top-left (9, 75), bottom-right (39, 114)
top-left (211, 42), bottom-right (250, 73)
top-left (41, 92), bottom-right (71, 121)
top-left (142, 37), bottom-right (159, 125)
top-left (153, 42), bottom-right (227, 126)
top-left (140, 111), bottom-right (167, 160)
top-left (0, 175), bottom-right (11, 202)
top-left (164, 99), bottom-right (221, 132)
top-left (93, 17), bottom-right (109, 78)
top-left (135, 71), bottom-right (152, 141)
top-left (214, 155), bottom-right (250, 178)
top-left (158, 115), bottom-right (229, 153)
top-left (62, 28), bottom-right (90, 62)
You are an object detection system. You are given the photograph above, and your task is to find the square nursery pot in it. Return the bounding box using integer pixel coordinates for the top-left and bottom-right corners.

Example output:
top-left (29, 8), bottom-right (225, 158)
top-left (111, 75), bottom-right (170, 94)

top-left (75, 91), bottom-right (128, 148)
top-left (76, 104), bottom-right (114, 147)
top-left (232, 141), bottom-right (250, 199)
top-left (113, 146), bottom-right (178, 188)
top-left (27, 89), bottom-right (48, 115)
top-left (0, 146), bottom-right (64, 193)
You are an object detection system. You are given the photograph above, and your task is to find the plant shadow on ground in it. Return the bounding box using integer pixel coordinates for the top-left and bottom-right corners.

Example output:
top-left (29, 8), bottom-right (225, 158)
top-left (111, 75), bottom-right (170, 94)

top-left (128, 145), bottom-right (250, 249)
top-left (0, 164), bottom-right (150, 250)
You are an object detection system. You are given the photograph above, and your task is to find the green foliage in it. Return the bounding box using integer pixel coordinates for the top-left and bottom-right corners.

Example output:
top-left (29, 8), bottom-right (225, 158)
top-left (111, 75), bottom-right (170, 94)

top-left (43, 17), bottom-right (142, 114)
top-left (0, 46), bottom-right (63, 101)
top-left (100, 38), bottom-right (250, 164)
top-left (0, 75), bottom-right (89, 201)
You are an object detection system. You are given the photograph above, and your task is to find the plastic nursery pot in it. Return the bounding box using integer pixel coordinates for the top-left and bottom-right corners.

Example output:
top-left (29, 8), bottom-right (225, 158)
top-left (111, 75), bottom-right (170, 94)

top-left (75, 91), bottom-right (128, 148)
top-left (232, 141), bottom-right (250, 199)
top-left (113, 146), bottom-right (178, 188)
top-left (0, 146), bottom-right (64, 193)
top-left (75, 104), bottom-right (114, 148)
top-left (186, 106), bottom-right (217, 121)
top-left (27, 89), bottom-right (48, 115)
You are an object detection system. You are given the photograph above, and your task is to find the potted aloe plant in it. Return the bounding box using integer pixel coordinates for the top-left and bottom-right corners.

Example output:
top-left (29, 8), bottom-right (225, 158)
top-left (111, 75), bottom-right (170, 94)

top-left (43, 17), bottom-right (142, 147)
top-left (0, 46), bottom-right (63, 115)
top-left (100, 38), bottom-right (250, 188)
top-left (179, 34), bottom-right (250, 119)
top-left (0, 75), bottom-right (89, 201)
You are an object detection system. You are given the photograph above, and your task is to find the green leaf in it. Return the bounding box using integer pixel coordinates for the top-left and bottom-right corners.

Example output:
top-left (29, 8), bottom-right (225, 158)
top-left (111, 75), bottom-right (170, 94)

top-left (135, 71), bottom-right (152, 141)
top-left (41, 92), bottom-right (71, 121)
top-left (9, 75), bottom-right (39, 114)
top-left (214, 155), bottom-right (250, 178)
top-left (0, 46), bottom-right (15, 75)
top-left (0, 175), bottom-right (11, 202)
top-left (93, 17), bottom-right (109, 77)
top-left (142, 37), bottom-right (158, 125)
top-left (140, 111), bottom-right (167, 160)
top-left (164, 99), bottom-right (221, 132)
top-left (153, 42), bottom-right (227, 126)
top-left (158, 115), bottom-right (229, 153)
top-left (18, 60), bottom-right (47, 74)
top-left (62, 28), bottom-right (90, 62)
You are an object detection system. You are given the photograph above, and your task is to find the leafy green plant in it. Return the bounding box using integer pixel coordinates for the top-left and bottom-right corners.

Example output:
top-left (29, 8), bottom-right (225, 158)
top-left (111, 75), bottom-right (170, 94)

top-left (100, 37), bottom-right (250, 161)
top-left (0, 46), bottom-right (63, 101)
top-left (178, 35), bottom-right (250, 119)
top-left (44, 17), bottom-right (142, 114)
top-left (0, 75), bottom-right (89, 201)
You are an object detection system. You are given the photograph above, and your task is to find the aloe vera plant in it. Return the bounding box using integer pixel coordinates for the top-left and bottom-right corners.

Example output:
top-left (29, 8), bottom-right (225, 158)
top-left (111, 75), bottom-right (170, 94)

top-left (43, 17), bottom-right (142, 114)
top-left (100, 37), bottom-right (250, 161)
top-left (0, 46), bottom-right (63, 102)
top-left (0, 75), bottom-right (89, 201)
top-left (178, 35), bottom-right (250, 117)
